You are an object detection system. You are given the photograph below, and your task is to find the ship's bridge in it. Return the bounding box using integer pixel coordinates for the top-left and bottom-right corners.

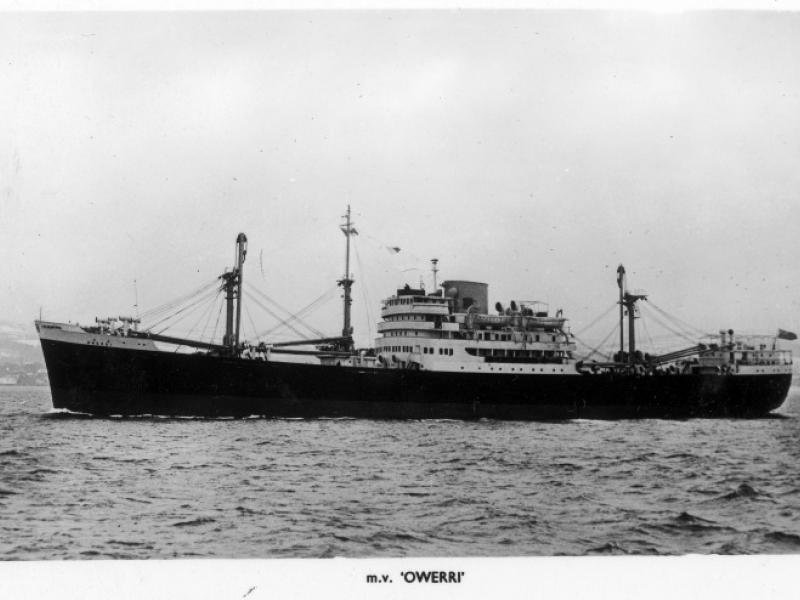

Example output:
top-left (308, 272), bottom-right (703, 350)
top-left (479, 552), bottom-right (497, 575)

top-left (380, 286), bottom-right (451, 318)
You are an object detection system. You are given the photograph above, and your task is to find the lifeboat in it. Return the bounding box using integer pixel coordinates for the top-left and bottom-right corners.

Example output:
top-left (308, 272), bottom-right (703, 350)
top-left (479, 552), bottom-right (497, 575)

top-left (473, 314), bottom-right (566, 330)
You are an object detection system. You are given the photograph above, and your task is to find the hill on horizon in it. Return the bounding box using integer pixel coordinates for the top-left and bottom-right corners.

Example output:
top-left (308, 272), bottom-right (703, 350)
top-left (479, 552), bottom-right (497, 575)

top-left (0, 321), bottom-right (44, 364)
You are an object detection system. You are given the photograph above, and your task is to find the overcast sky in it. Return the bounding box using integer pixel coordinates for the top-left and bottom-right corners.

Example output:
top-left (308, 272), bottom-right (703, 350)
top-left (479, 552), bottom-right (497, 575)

top-left (1, 10), bottom-right (799, 348)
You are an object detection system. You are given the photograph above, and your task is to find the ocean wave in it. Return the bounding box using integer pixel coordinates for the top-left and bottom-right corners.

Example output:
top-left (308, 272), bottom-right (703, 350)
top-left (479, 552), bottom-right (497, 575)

top-left (763, 531), bottom-right (800, 548)
top-left (40, 410), bottom-right (93, 419)
top-left (235, 506), bottom-right (265, 516)
top-left (646, 511), bottom-right (739, 536)
top-left (107, 540), bottom-right (153, 548)
top-left (719, 483), bottom-right (763, 501)
top-left (663, 452), bottom-right (698, 460)
top-left (171, 517), bottom-right (216, 527)
top-left (123, 497), bottom-right (152, 504)
top-left (584, 541), bottom-right (629, 555)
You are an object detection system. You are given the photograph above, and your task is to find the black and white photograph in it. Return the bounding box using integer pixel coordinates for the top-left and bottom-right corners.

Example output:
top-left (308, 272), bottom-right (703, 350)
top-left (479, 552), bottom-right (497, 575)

top-left (1, 1), bottom-right (799, 598)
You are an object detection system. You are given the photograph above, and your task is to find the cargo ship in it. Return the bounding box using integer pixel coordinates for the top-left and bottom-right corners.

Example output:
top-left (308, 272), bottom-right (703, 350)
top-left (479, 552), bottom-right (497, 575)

top-left (36, 208), bottom-right (793, 419)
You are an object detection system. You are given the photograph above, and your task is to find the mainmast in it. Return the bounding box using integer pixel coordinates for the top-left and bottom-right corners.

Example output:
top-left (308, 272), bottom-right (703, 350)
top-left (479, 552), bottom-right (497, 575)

top-left (617, 264), bottom-right (647, 365)
top-left (337, 205), bottom-right (358, 346)
top-left (222, 233), bottom-right (248, 353)
top-left (234, 233), bottom-right (247, 348)
top-left (617, 265), bottom-right (625, 358)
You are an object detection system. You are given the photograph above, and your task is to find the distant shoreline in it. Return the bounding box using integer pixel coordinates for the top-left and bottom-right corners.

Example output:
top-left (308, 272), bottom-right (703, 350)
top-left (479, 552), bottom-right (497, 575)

top-left (0, 383), bottom-right (48, 387)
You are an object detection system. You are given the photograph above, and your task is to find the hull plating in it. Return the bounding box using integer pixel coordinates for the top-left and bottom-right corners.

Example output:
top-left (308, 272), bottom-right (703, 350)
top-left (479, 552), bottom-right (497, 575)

top-left (40, 339), bottom-right (791, 419)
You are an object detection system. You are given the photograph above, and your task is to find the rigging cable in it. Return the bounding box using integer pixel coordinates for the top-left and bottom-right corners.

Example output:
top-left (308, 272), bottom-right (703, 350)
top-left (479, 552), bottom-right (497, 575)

top-left (210, 295), bottom-right (224, 345)
top-left (253, 286), bottom-right (340, 339)
top-left (139, 278), bottom-right (220, 323)
top-left (154, 291), bottom-right (220, 337)
top-left (353, 238), bottom-right (375, 342)
top-left (639, 303), bottom-right (698, 344)
top-left (140, 282), bottom-right (220, 329)
top-left (199, 290), bottom-right (223, 345)
top-left (171, 288), bottom-right (222, 352)
top-left (638, 303), bottom-right (697, 345)
top-left (146, 287), bottom-right (221, 335)
top-left (269, 288), bottom-right (337, 336)
top-left (640, 309), bottom-right (656, 354)
top-left (244, 304), bottom-right (260, 345)
top-left (243, 291), bottom-right (309, 340)
top-left (247, 284), bottom-right (326, 338)
top-left (647, 300), bottom-right (708, 337)
top-left (146, 286), bottom-right (218, 333)
top-left (356, 221), bottom-right (427, 266)
top-left (572, 302), bottom-right (619, 337)
top-left (575, 321), bottom-right (620, 362)
top-left (354, 216), bottom-right (428, 278)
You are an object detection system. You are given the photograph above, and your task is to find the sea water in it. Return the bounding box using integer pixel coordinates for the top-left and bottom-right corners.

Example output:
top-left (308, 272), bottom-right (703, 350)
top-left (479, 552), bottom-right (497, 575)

top-left (1, 386), bottom-right (799, 559)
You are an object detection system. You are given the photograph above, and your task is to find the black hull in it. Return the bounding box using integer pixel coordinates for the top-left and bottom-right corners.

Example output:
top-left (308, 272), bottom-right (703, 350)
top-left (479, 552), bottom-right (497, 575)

top-left (40, 339), bottom-right (792, 419)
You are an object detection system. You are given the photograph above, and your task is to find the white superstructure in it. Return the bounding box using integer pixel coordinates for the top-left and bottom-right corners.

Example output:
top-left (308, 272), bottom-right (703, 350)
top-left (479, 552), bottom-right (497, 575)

top-left (371, 280), bottom-right (578, 375)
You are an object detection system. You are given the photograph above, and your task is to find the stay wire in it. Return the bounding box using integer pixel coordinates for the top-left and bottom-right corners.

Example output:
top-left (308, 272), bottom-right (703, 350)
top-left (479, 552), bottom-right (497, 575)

top-left (171, 289), bottom-right (221, 352)
top-left (140, 280), bottom-right (220, 328)
top-left (245, 304), bottom-right (259, 345)
top-left (353, 239), bottom-right (374, 342)
top-left (186, 289), bottom-right (221, 340)
top-left (640, 303), bottom-right (697, 344)
top-left (270, 288), bottom-right (338, 336)
top-left (641, 310), bottom-right (656, 354)
top-left (154, 290), bottom-right (219, 337)
top-left (638, 303), bottom-right (697, 345)
top-left (140, 278), bottom-right (221, 322)
top-left (577, 321), bottom-right (620, 362)
top-left (210, 297), bottom-right (224, 344)
top-left (247, 284), bottom-right (326, 338)
top-left (147, 287), bottom-right (221, 334)
top-left (252, 285), bottom-right (340, 339)
top-left (199, 290), bottom-right (222, 344)
top-left (647, 300), bottom-right (707, 337)
top-left (146, 287), bottom-right (216, 333)
top-left (572, 302), bottom-right (619, 337)
top-left (244, 291), bottom-right (309, 340)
